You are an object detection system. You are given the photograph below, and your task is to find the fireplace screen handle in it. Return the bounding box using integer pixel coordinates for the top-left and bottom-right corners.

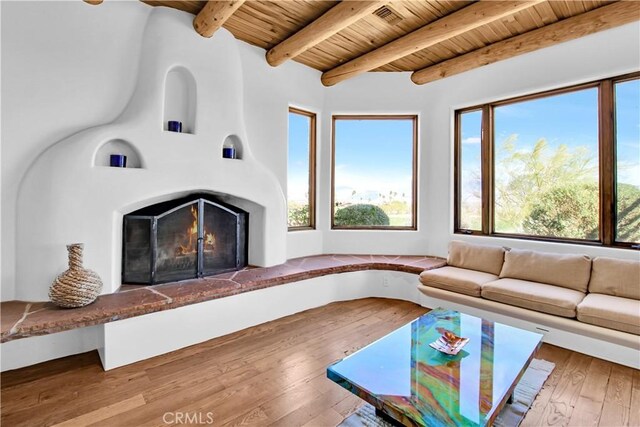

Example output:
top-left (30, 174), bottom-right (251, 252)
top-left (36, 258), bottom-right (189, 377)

top-left (197, 236), bottom-right (204, 277)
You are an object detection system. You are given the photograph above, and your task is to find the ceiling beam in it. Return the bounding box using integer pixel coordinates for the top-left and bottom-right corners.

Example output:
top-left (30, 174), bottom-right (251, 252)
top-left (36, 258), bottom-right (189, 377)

top-left (266, 0), bottom-right (386, 67)
top-left (193, 0), bottom-right (246, 38)
top-left (411, 2), bottom-right (640, 85)
top-left (320, 0), bottom-right (545, 87)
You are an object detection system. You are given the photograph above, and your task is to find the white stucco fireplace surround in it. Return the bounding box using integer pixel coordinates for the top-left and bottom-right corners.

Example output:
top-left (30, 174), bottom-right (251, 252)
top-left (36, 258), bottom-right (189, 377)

top-left (16, 7), bottom-right (287, 302)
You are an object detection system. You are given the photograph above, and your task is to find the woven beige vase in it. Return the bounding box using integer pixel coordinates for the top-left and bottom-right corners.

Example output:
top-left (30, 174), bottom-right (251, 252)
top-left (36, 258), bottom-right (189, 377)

top-left (49, 243), bottom-right (103, 308)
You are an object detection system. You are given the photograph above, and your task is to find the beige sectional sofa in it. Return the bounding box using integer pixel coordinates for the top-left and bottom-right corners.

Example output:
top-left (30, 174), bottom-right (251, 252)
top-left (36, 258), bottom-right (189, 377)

top-left (418, 240), bottom-right (640, 346)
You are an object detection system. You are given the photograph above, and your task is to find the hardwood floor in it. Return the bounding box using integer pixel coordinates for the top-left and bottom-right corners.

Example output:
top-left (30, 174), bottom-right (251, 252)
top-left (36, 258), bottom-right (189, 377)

top-left (1, 298), bottom-right (637, 427)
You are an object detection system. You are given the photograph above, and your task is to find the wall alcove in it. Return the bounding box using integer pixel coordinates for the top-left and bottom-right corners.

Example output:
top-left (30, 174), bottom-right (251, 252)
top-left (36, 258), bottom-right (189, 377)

top-left (222, 134), bottom-right (244, 160)
top-left (94, 139), bottom-right (144, 168)
top-left (163, 67), bottom-right (197, 134)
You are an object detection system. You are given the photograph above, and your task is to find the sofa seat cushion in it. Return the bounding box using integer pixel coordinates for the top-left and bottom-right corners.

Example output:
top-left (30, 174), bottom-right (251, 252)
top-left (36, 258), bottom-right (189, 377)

top-left (481, 278), bottom-right (585, 318)
top-left (499, 249), bottom-right (591, 293)
top-left (447, 240), bottom-right (505, 276)
top-left (577, 293), bottom-right (640, 335)
top-left (419, 266), bottom-right (498, 297)
top-left (588, 257), bottom-right (640, 300)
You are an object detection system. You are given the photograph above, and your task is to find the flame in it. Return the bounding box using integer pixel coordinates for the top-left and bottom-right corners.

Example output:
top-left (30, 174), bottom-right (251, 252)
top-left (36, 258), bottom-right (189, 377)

top-left (205, 233), bottom-right (216, 248)
top-left (176, 205), bottom-right (216, 256)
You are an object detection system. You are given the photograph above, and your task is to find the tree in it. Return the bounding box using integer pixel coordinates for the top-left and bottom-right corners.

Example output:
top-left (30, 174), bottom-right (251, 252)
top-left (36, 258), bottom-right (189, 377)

top-left (616, 183), bottom-right (640, 242)
top-left (380, 200), bottom-right (409, 215)
top-left (523, 183), bottom-right (598, 239)
top-left (288, 203), bottom-right (309, 227)
top-left (494, 136), bottom-right (598, 235)
top-left (494, 135), bottom-right (640, 242)
top-left (334, 204), bottom-right (390, 226)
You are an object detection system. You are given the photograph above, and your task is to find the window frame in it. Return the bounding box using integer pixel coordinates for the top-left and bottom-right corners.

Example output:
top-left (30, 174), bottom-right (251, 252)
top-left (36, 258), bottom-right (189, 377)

top-left (331, 114), bottom-right (418, 231)
top-left (287, 107), bottom-right (317, 231)
top-left (454, 71), bottom-right (640, 249)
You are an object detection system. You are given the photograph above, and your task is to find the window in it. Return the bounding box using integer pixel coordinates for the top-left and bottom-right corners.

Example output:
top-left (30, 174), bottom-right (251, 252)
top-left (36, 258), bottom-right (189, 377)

top-left (615, 78), bottom-right (640, 243)
top-left (493, 88), bottom-right (599, 240)
top-left (455, 72), bottom-right (640, 249)
top-left (287, 107), bottom-right (316, 230)
top-left (332, 115), bottom-right (417, 229)
top-left (456, 110), bottom-right (483, 231)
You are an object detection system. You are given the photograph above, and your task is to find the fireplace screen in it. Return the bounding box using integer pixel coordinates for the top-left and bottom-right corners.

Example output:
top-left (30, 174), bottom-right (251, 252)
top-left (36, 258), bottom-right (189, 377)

top-left (123, 195), bottom-right (248, 285)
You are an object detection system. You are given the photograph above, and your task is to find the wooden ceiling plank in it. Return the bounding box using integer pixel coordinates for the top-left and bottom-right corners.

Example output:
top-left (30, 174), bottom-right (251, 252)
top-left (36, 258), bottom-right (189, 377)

top-left (574, 1), bottom-right (588, 14)
top-left (525, 7), bottom-right (546, 28)
top-left (505, 12), bottom-right (529, 34)
top-left (547, 1), bottom-right (570, 20)
top-left (412, 1), bottom-right (640, 85)
top-left (266, 1), bottom-right (387, 67)
top-left (459, 28), bottom-right (492, 47)
top-left (193, 0), bottom-right (246, 38)
top-left (485, 20), bottom-right (516, 40)
top-left (320, 0), bottom-right (545, 86)
top-left (534, 2), bottom-right (560, 25)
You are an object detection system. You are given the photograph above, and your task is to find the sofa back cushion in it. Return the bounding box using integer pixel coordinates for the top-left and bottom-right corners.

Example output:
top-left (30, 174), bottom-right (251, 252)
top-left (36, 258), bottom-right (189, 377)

top-left (499, 249), bottom-right (591, 293)
top-left (588, 257), bottom-right (640, 300)
top-left (447, 240), bottom-right (505, 275)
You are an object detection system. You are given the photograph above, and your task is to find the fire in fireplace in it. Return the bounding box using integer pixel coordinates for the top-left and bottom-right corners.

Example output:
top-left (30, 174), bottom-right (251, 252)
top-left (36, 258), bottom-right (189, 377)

top-left (122, 194), bottom-right (248, 285)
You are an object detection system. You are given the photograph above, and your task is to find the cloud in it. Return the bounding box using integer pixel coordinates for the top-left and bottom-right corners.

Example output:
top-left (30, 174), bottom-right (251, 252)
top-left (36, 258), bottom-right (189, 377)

top-left (462, 137), bottom-right (481, 144)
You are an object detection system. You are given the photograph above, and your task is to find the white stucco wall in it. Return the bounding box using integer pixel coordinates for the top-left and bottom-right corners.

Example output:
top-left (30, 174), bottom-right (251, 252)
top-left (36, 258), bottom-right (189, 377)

top-left (1, 1), bottom-right (638, 301)
top-left (1, 1), bottom-right (324, 300)
top-left (322, 21), bottom-right (640, 260)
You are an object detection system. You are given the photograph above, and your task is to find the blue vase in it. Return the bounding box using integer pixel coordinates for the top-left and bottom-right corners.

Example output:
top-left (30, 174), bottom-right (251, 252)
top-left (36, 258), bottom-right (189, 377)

top-left (110, 154), bottom-right (127, 168)
top-left (168, 121), bottom-right (182, 132)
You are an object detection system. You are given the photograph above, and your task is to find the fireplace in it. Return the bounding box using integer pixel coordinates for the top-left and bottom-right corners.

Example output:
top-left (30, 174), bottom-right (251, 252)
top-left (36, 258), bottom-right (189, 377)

top-left (122, 194), bottom-right (248, 285)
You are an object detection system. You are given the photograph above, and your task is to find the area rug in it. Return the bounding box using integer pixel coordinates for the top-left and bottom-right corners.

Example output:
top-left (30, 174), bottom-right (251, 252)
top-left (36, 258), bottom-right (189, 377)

top-left (338, 358), bottom-right (555, 427)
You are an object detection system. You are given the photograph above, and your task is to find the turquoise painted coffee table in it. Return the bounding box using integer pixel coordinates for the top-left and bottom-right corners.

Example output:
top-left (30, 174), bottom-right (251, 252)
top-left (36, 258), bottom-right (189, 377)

top-left (327, 308), bottom-right (543, 426)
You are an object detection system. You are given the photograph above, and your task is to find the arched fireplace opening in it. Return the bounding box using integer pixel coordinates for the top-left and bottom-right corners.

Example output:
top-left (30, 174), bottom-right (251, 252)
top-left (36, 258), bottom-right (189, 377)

top-left (123, 194), bottom-right (248, 285)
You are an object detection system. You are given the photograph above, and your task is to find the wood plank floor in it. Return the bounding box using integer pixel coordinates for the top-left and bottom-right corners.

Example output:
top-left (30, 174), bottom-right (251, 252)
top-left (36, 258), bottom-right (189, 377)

top-left (1, 298), bottom-right (637, 427)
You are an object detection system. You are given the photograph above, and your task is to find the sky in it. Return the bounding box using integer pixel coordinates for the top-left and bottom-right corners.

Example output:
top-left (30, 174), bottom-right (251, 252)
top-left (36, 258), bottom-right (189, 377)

top-left (461, 80), bottom-right (640, 194)
top-left (288, 115), bottom-right (415, 205)
top-left (615, 79), bottom-right (640, 185)
top-left (288, 112), bottom-right (311, 204)
top-left (288, 79), bottom-right (640, 207)
top-left (333, 118), bottom-right (414, 204)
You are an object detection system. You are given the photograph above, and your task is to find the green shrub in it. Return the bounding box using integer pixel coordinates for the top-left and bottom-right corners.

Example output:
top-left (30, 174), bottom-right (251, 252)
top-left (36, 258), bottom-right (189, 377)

top-left (616, 183), bottom-right (640, 242)
top-left (523, 183), bottom-right (598, 240)
top-left (334, 204), bottom-right (390, 226)
top-left (288, 203), bottom-right (309, 227)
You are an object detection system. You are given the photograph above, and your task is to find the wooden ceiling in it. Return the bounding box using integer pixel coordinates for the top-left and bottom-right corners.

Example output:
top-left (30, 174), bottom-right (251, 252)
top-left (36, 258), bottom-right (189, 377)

top-left (118, 1), bottom-right (639, 86)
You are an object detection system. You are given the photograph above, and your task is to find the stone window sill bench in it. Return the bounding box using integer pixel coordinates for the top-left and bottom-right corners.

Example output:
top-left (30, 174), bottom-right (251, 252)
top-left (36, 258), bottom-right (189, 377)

top-left (1, 254), bottom-right (445, 343)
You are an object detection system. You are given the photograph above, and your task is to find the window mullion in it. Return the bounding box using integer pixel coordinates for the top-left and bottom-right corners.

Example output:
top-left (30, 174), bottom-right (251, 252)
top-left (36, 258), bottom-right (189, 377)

top-left (482, 105), bottom-right (493, 235)
top-left (599, 80), bottom-right (615, 245)
top-left (454, 112), bottom-right (461, 232)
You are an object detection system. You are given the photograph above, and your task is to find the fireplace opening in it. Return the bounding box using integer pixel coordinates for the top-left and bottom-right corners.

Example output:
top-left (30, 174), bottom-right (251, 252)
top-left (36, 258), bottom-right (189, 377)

top-left (123, 194), bottom-right (248, 285)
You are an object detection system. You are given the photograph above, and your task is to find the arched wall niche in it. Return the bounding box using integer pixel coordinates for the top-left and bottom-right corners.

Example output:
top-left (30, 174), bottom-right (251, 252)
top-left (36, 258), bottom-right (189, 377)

top-left (163, 66), bottom-right (197, 134)
top-left (222, 134), bottom-right (244, 160)
top-left (94, 138), bottom-right (144, 168)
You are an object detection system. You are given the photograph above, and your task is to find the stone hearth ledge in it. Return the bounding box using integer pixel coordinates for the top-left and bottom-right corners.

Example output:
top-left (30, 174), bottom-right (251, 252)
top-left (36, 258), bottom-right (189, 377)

top-left (1, 254), bottom-right (446, 342)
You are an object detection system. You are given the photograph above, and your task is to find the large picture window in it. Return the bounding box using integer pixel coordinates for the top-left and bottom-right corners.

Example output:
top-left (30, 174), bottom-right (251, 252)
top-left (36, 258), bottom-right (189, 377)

top-left (288, 107), bottom-right (316, 230)
top-left (455, 72), bottom-right (639, 249)
top-left (332, 115), bottom-right (417, 229)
